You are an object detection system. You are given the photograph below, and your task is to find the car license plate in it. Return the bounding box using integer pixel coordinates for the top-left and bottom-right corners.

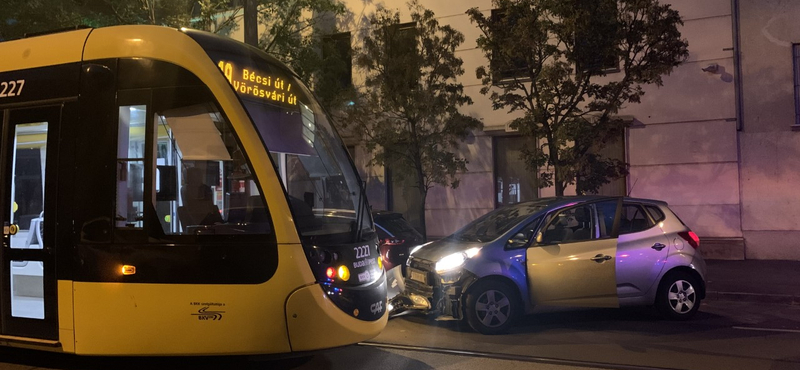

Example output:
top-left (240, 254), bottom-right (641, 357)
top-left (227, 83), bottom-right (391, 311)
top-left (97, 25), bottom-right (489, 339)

top-left (409, 268), bottom-right (427, 284)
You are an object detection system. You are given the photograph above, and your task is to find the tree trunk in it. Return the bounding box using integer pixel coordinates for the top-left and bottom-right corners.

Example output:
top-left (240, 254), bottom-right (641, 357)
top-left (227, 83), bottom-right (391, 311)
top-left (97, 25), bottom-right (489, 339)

top-left (415, 161), bottom-right (428, 241)
top-left (243, 0), bottom-right (258, 46)
top-left (418, 188), bottom-right (428, 242)
top-left (555, 179), bottom-right (565, 196)
top-left (548, 137), bottom-right (565, 196)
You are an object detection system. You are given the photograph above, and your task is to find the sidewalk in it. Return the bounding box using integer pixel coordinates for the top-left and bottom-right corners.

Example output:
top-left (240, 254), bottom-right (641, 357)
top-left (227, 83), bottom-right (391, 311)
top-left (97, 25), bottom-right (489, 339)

top-left (704, 259), bottom-right (800, 305)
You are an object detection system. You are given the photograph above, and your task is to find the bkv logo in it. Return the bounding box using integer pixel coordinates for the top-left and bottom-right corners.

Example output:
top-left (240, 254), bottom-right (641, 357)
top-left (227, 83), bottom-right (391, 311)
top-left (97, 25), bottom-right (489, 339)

top-left (192, 306), bottom-right (225, 321)
top-left (370, 300), bottom-right (384, 315)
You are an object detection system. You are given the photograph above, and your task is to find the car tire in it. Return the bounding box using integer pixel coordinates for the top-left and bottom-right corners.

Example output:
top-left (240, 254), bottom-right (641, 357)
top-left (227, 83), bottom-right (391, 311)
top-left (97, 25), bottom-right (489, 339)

top-left (464, 280), bottom-right (520, 335)
top-left (656, 271), bottom-right (702, 320)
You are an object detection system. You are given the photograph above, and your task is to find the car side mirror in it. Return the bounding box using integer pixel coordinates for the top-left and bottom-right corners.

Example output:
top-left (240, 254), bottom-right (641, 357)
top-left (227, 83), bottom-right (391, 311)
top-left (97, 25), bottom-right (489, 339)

top-left (535, 232), bottom-right (543, 245)
top-left (507, 233), bottom-right (528, 249)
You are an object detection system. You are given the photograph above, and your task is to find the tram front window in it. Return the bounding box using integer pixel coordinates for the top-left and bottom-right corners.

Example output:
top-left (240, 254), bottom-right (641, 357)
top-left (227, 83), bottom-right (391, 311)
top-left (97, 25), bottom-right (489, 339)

top-left (186, 30), bottom-right (373, 245)
top-left (115, 87), bottom-right (270, 237)
top-left (244, 98), bottom-right (369, 242)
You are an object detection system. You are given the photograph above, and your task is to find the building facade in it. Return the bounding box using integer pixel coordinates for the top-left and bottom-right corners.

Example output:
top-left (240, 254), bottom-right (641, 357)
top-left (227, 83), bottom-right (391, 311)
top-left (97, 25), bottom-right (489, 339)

top-left (227, 0), bottom-right (800, 260)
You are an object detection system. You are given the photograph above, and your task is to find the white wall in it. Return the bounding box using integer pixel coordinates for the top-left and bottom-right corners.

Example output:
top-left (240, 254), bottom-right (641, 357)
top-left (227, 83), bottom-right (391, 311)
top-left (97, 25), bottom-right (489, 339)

top-left (623, 0), bottom-right (739, 242)
top-left (738, 0), bottom-right (800, 259)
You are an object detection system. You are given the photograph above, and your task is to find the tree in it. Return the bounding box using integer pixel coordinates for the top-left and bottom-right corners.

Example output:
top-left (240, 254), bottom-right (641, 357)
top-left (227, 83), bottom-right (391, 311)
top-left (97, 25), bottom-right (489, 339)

top-left (193, 0), bottom-right (348, 84)
top-left (343, 1), bottom-right (483, 237)
top-left (0, 0), bottom-right (195, 40)
top-left (467, 0), bottom-right (688, 196)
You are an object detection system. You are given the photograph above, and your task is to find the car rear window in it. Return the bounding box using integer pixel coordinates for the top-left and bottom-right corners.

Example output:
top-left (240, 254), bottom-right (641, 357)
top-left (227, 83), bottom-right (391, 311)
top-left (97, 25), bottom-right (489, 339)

top-left (379, 217), bottom-right (422, 237)
top-left (645, 205), bottom-right (666, 223)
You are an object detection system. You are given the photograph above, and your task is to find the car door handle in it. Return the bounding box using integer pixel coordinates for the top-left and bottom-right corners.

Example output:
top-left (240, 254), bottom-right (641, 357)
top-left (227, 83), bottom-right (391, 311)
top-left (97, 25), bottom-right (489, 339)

top-left (590, 254), bottom-right (612, 262)
top-left (651, 243), bottom-right (666, 251)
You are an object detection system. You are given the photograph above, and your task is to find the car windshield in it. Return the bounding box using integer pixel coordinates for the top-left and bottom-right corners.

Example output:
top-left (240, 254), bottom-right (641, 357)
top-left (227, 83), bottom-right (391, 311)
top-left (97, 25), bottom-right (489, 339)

top-left (452, 203), bottom-right (546, 242)
top-left (185, 30), bottom-right (371, 244)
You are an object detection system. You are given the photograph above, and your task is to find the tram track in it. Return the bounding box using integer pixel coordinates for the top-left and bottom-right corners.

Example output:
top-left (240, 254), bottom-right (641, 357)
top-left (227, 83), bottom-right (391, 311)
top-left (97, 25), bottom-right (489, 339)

top-left (358, 341), bottom-right (673, 370)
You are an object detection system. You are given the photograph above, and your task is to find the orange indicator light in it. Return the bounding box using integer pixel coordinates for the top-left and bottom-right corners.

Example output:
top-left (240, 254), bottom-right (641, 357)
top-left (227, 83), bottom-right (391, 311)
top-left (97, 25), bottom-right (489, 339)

top-left (121, 265), bottom-right (136, 275)
top-left (338, 266), bottom-right (350, 281)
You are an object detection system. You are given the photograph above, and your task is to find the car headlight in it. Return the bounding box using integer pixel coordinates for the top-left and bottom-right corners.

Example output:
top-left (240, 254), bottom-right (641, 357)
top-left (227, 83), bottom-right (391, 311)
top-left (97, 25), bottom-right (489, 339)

top-left (435, 247), bottom-right (481, 274)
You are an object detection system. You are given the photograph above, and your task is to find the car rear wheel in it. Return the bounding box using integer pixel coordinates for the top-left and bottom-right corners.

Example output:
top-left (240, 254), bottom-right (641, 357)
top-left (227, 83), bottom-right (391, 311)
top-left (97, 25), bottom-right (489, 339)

top-left (656, 271), bottom-right (701, 320)
top-left (464, 280), bottom-right (520, 335)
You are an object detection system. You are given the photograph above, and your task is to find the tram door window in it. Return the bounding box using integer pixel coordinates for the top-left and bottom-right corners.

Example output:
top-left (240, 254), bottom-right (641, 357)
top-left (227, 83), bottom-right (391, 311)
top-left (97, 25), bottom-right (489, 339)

top-left (1, 106), bottom-right (59, 340)
top-left (8, 122), bottom-right (48, 319)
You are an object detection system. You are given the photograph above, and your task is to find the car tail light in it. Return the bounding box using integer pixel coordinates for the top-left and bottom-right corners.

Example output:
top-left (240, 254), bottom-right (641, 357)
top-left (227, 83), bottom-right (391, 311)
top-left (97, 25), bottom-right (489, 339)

top-left (381, 238), bottom-right (405, 246)
top-left (678, 231), bottom-right (700, 249)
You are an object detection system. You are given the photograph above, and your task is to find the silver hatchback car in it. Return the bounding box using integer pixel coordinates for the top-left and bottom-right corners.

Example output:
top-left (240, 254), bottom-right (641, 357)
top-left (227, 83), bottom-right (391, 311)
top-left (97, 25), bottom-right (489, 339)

top-left (397, 196), bottom-right (706, 334)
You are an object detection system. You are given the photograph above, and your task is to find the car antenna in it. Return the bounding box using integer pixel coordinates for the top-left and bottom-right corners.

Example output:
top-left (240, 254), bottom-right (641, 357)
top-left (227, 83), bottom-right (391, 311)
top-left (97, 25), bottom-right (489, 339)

top-left (627, 177), bottom-right (638, 197)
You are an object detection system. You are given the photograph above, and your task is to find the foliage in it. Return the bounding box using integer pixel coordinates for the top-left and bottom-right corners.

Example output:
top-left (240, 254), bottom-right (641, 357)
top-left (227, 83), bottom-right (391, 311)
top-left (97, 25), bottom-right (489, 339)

top-left (343, 1), bottom-right (482, 236)
top-left (0, 0), bottom-right (347, 86)
top-left (0, 0), bottom-right (195, 40)
top-left (193, 0), bottom-right (348, 84)
top-left (467, 0), bottom-right (688, 195)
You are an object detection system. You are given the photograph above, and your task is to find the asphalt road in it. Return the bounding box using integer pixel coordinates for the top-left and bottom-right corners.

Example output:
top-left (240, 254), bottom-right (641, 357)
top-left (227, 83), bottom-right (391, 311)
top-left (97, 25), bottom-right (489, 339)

top-left (0, 300), bottom-right (798, 370)
top-left (371, 300), bottom-right (800, 370)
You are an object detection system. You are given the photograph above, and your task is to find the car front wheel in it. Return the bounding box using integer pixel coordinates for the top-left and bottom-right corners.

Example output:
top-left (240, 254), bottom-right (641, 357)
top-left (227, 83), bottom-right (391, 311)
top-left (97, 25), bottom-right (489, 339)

top-left (464, 280), bottom-right (520, 335)
top-left (656, 271), bottom-right (702, 320)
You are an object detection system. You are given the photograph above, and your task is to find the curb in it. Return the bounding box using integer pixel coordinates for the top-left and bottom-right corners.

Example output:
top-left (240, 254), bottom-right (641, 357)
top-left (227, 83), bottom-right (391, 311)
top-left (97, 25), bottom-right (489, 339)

top-left (706, 291), bottom-right (800, 306)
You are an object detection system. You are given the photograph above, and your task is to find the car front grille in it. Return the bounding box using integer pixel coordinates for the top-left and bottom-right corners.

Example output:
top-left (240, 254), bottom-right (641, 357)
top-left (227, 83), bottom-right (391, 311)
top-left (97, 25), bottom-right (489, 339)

top-left (408, 255), bottom-right (435, 271)
top-left (405, 256), bottom-right (436, 298)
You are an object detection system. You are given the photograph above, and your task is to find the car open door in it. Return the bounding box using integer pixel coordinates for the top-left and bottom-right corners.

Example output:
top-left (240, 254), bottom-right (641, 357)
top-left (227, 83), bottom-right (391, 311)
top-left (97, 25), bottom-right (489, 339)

top-left (526, 199), bottom-right (621, 307)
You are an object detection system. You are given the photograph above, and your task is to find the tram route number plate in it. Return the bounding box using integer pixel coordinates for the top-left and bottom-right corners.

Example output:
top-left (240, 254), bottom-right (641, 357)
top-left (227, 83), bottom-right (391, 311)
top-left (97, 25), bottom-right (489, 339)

top-left (408, 268), bottom-right (428, 285)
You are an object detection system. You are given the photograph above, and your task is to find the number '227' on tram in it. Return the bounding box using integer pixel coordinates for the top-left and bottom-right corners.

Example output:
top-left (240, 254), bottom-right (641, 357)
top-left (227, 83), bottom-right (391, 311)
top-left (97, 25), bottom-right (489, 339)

top-left (0, 25), bottom-right (386, 355)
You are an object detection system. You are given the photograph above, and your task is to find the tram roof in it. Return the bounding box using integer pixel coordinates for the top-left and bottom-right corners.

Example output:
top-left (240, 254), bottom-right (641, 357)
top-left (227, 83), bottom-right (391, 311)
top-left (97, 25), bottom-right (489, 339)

top-left (0, 25), bottom-right (269, 76)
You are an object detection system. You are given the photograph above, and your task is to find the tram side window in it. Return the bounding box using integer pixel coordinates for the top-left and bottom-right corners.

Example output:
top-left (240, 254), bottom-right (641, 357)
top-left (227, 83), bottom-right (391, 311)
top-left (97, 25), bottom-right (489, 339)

top-left (115, 88), bottom-right (272, 238)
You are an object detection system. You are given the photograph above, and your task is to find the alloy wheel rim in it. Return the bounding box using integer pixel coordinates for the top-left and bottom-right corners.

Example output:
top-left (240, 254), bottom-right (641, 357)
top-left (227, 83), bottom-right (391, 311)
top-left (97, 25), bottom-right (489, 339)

top-left (667, 279), bottom-right (696, 314)
top-left (475, 289), bottom-right (511, 328)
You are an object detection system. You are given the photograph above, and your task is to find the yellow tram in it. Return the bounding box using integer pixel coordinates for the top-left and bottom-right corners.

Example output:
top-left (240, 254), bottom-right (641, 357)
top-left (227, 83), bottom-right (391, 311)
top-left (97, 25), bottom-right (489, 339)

top-left (0, 25), bottom-right (386, 355)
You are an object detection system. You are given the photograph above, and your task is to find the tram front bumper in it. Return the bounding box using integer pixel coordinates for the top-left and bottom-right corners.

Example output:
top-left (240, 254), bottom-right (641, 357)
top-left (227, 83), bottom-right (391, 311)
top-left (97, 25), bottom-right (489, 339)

top-left (285, 280), bottom-right (388, 352)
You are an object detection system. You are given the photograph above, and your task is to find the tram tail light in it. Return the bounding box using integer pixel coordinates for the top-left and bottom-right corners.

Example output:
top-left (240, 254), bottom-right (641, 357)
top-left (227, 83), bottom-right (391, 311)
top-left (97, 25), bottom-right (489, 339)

top-left (338, 266), bottom-right (350, 281)
top-left (326, 267), bottom-right (336, 279)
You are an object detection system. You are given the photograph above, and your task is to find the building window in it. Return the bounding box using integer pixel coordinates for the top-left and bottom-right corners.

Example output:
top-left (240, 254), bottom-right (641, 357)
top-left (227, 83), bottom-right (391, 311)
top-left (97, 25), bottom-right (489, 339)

top-left (384, 22), bottom-right (418, 89)
top-left (494, 136), bottom-right (538, 207)
top-left (322, 32), bottom-right (352, 88)
top-left (793, 44), bottom-right (800, 126)
top-left (489, 8), bottom-right (528, 81)
top-left (574, 0), bottom-right (620, 74)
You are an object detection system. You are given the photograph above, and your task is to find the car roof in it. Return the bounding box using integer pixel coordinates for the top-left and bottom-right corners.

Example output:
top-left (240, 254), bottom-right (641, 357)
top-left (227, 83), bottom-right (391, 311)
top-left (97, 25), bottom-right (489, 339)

top-left (512, 195), bottom-right (668, 210)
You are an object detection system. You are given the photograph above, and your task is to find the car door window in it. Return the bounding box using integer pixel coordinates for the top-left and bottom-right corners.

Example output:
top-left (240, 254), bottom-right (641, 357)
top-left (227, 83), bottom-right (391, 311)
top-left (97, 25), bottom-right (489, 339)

top-left (595, 200), bottom-right (619, 238)
top-left (619, 203), bottom-right (654, 234)
top-left (540, 206), bottom-right (594, 244)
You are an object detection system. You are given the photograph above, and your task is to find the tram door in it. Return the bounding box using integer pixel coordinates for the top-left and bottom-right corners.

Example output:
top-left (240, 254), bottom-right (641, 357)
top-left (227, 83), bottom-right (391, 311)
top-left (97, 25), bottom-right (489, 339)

top-left (0, 106), bottom-right (59, 340)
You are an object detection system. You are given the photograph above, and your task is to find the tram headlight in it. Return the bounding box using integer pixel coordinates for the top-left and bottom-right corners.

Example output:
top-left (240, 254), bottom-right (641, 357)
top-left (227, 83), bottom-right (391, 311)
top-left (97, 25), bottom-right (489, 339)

top-left (338, 265), bottom-right (351, 281)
